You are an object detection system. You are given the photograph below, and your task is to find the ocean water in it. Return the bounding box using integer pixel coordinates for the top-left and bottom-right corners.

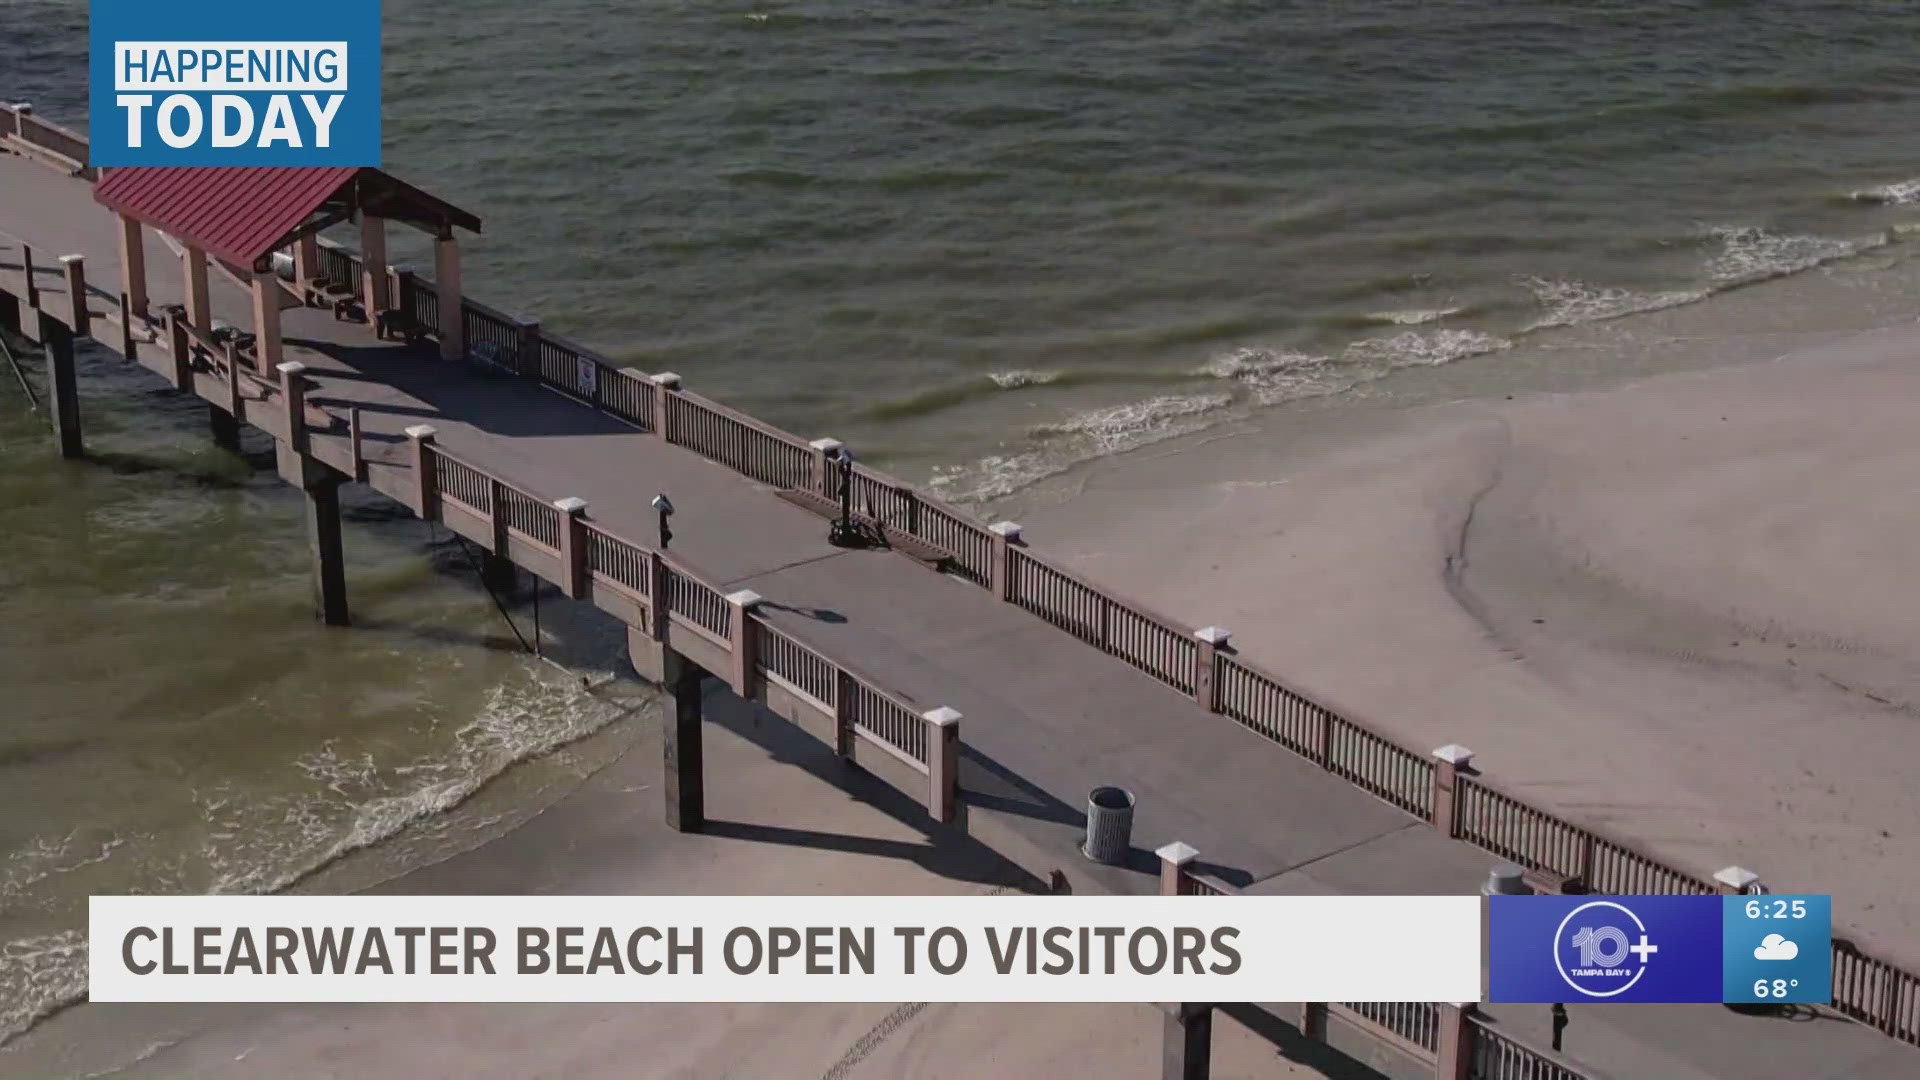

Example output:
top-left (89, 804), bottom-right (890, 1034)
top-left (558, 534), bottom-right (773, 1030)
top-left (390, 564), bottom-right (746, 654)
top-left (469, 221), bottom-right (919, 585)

top-left (4, 0), bottom-right (1920, 1043)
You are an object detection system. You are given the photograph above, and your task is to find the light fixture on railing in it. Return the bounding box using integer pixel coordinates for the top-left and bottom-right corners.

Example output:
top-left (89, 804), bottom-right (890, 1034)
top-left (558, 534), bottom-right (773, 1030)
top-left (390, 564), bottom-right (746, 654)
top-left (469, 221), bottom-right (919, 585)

top-left (651, 492), bottom-right (674, 550)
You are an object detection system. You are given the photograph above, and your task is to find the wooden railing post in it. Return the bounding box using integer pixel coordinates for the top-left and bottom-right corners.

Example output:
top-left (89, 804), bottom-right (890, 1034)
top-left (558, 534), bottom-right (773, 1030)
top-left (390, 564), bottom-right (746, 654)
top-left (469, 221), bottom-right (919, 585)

top-left (509, 317), bottom-right (538, 379)
top-left (989, 521), bottom-right (1023, 601)
top-left (22, 242), bottom-right (39, 310)
top-left (1431, 745), bottom-right (1473, 836)
top-left (489, 478), bottom-right (509, 554)
top-left (1434, 1003), bottom-right (1475, 1080)
top-left (554, 498), bottom-right (588, 599)
top-left (924, 706), bottom-right (962, 824)
top-left (833, 668), bottom-right (856, 759)
top-left (58, 254), bottom-right (87, 337)
top-left (347, 407), bottom-right (365, 481)
top-left (647, 549), bottom-right (671, 642)
top-left (224, 340), bottom-right (242, 412)
top-left (725, 590), bottom-right (764, 697)
top-left (810, 437), bottom-right (844, 498)
top-left (166, 310), bottom-right (192, 390)
top-left (650, 372), bottom-right (681, 441)
top-left (1157, 841), bottom-right (1199, 896)
top-left (404, 424), bottom-right (439, 519)
top-left (278, 361), bottom-right (309, 454)
top-left (117, 291), bottom-right (136, 360)
top-left (1193, 627), bottom-right (1229, 711)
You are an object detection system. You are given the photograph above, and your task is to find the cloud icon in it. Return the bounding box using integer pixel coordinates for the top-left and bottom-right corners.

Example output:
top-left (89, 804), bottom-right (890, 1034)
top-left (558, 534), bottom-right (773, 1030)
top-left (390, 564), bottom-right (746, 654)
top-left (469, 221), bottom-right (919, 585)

top-left (1754, 934), bottom-right (1799, 961)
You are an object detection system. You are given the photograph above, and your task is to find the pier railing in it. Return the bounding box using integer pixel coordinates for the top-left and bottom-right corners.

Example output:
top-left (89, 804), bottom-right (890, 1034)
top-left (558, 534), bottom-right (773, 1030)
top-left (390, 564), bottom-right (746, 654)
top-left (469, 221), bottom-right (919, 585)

top-left (1159, 847), bottom-right (1591, 1080)
top-left (388, 426), bottom-right (952, 809)
top-left (9, 101), bottom-right (1918, 1047)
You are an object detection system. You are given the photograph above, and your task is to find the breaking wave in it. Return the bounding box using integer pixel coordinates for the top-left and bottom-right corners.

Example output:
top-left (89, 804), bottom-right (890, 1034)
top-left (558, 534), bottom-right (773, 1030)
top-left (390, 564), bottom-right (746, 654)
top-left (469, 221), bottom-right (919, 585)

top-left (1851, 178), bottom-right (1920, 206)
top-left (0, 662), bottom-right (628, 1046)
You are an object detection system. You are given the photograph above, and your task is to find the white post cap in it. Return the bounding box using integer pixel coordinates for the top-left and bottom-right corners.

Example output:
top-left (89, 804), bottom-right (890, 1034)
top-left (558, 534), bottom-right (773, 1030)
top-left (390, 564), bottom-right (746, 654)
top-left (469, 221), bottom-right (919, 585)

top-left (1157, 841), bottom-right (1199, 867)
top-left (725, 589), bottom-right (764, 609)
top-left (923, 706), bottom-right (963, 727)
top-left (988, 521), bottom-right (1023, 540)
top-left (1714, 866), bottom-right (1762, 891)
top-left (810, 437), bottom-right (845, 453)
top-left (404, 424), bottom-right (438, 440)
top-left (59, 253), bottom-right (84, 265)
top-left (1433, 744), bottom-right (1475, 768)
top-left (1195, 626), bottom-right (1231, 646)
top-left (649, 372), bottom-right (682, 389)
top-left (553, 497), bottom-right (588, 514)
top-left (276, 361), bottom-right (307, 377)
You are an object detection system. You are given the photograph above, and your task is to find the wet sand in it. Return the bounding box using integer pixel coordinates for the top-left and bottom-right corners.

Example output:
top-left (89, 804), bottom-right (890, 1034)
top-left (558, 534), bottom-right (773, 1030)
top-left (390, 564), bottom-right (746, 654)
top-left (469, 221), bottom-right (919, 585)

top-left (0, 682), bottom-right (1320, 1079)
top-left (1006, 317), bottom-right (1920, 966)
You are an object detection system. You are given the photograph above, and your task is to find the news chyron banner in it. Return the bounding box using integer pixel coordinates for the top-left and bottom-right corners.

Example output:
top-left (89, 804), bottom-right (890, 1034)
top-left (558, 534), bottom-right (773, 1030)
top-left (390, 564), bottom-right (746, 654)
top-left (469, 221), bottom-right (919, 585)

top-left (1490, 894), bottom-right (1832, 1005)
top-left (89, 0), bottom-right (381, 166)
top-left (91, 896), bottom-right (1481, 1003)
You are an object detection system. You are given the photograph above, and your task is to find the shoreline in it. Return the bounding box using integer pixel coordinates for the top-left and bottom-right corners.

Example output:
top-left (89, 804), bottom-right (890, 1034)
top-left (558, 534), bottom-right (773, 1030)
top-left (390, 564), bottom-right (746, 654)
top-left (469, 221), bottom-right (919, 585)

top-left (999, 284), bottom-right (1920, 966)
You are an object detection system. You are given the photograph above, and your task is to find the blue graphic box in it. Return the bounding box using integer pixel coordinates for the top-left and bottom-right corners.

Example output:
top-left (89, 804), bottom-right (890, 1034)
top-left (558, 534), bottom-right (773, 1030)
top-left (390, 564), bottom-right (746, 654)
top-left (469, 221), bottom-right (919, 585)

top-left (90, 0), bottom-right (381, 166)
top-left (1491, 895), bottom-right (1723, 1003)
top-left (1490, 895), bottom-right (1831, 1004)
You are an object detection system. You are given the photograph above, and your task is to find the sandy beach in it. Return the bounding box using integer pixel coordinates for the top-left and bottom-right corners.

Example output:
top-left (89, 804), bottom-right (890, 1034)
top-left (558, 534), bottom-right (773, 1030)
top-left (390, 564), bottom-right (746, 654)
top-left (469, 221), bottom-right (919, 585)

top-left (1005, 313), bottom-right (1920, 966)
top-left (0, 680), bottom-right (1317, 1079)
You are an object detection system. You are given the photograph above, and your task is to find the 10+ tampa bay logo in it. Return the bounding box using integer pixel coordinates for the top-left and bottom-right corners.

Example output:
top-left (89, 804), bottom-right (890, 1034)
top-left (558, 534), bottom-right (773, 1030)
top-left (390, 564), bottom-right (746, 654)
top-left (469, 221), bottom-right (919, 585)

top-left (1490, 895), bottom-right (1724, 1004)
top-left (89, 0), bottom-right (381, 166)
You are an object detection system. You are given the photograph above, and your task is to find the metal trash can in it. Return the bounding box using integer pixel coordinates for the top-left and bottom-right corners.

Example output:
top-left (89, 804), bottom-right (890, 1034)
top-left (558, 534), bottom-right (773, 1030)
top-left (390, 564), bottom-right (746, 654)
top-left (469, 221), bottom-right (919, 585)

top-left (1082, 786), bottom-right (1136, 865)
top-left (1482, 863), bottom-right (1533, 896)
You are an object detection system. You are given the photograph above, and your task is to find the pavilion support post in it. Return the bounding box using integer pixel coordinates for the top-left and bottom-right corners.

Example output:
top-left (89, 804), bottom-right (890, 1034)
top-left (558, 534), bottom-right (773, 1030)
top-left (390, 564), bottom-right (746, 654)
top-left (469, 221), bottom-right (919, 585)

top-left (358, 214), bottom-right (390, 317)
top-left (209, 403), bottom-right (241, 451)
top-left (434, 236), bottom-right (463, 362)
top-left (58, 254), bottom-right (88, 337)
top-left (296, 234), bottom-right (322, 289)
top-left (1162, 1003), bottom-right (1214, 1080)
top-left (117, 213), bottom-right (148, 317)
top-left (300, 459), bottom-right (351, 627)
top-left (0, 289), bottom-right (19, 335)
top-left (39, 310), bottom-right (82, 459)
top-left (252, 270), bottom-right (284, 371)
top-left (182, 245), bottom-right (211, 334)
top-left (662, 648), bottom-right (706, 833)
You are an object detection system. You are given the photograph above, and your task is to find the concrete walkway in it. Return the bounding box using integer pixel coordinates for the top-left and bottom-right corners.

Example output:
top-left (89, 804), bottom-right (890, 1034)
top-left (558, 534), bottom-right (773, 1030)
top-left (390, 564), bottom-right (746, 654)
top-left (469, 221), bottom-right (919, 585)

top-left (3, 150), bottom-right (1916, 1078)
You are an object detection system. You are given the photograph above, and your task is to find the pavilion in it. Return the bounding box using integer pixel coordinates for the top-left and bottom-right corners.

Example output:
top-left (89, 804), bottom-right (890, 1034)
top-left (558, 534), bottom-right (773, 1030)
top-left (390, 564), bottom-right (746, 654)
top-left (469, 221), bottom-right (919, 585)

top-left (92, 166), bottom-right (481, 367)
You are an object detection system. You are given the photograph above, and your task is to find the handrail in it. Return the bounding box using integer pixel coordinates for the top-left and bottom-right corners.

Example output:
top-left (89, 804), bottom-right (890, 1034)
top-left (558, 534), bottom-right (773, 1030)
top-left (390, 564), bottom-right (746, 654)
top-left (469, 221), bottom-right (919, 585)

top-left (10, 100), bottom-right (1917, 1046)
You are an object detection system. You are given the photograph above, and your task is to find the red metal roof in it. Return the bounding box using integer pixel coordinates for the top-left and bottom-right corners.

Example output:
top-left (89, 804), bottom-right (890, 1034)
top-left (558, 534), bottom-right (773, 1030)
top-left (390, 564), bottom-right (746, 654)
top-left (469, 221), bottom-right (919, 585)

top-left (95, 167), bottom-right (359, 269)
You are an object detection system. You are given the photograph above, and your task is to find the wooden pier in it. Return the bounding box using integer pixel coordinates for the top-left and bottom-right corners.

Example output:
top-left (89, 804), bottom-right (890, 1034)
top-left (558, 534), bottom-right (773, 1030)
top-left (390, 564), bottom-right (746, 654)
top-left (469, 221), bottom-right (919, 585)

top-left (6, 102), bottom-right (1916, 1077)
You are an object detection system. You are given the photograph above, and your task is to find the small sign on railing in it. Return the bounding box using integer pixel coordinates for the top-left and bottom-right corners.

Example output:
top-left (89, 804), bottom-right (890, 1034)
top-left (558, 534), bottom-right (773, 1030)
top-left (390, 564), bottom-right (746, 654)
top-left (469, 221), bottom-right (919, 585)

top-left (575, 358), bottom-right (598, 399)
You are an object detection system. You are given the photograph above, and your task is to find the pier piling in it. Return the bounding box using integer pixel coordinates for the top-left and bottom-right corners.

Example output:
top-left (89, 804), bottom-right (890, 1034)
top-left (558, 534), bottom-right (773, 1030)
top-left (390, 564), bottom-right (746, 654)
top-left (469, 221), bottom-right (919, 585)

top-left (38, 310), bottom-right (82, 458)
top-left (300, 461), bottom-right (350, 627)
top-left (663, 649), bottom-right (707, 833)
top-left (209, 403), bottom-right (241, 451)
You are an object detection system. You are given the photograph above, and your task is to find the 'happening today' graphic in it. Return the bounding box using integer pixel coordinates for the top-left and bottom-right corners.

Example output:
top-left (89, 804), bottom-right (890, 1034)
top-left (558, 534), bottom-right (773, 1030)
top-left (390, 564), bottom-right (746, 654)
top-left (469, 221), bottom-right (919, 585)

top-left (89, 0), bottom-right (381, 166)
